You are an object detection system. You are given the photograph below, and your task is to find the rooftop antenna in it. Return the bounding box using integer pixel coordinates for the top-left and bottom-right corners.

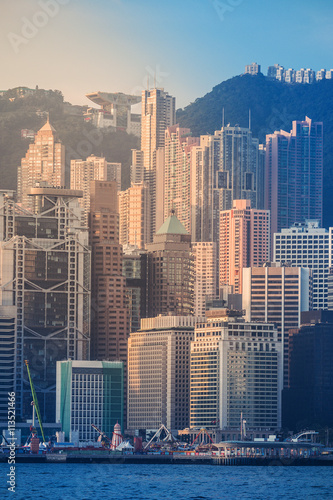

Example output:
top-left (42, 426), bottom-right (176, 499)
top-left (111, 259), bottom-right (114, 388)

top-left (147, 75), bottom-right (149, 90)
top-left (249, 108), bottom-right (251, 130)
top-left (154, 70), bottom-right (156, 89)
top-left (222, 107), bottom-right (225, 128)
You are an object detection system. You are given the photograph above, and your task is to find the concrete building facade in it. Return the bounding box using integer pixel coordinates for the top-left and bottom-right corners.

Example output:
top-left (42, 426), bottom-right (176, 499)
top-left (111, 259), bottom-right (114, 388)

top-left (274, 220), bottom-right (332, 310)
top-left (0, 188), bottom-right (90, 422)
top-left (242, 264), bottom-right (312, 387)
top-left (127, 316), bottom-right (199, 433)
top-left (190, 310), bottom-right (282, 430)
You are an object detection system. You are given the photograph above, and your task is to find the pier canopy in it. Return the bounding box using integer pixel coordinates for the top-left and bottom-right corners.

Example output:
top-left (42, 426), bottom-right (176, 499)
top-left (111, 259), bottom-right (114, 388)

top-left (214, 440), bottom-right (324, 458)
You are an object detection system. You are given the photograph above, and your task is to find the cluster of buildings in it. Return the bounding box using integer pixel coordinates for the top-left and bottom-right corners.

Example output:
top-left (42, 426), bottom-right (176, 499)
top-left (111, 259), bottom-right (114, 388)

top-left (1, 84), bottom-right (333, 446)
top-left (245, 62), bottom-right (333, 83)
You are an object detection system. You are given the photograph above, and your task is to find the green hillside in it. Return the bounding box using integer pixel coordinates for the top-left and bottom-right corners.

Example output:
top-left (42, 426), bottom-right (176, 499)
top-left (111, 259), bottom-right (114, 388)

top-left (177, 74), bottom-right (333, 228)
top-left (0, 89), bottom-right (139, 192)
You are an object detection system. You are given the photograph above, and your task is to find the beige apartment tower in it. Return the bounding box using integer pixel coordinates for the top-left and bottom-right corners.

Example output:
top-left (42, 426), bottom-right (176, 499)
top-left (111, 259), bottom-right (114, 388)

top-left (132, 88), bottom-right (176, 240)
top-left (118, 182), bottom-right (151, 250)
top-left (18, 119), bottom-right (65, 210)
top-left (193, 242), bottom-right (217, 317)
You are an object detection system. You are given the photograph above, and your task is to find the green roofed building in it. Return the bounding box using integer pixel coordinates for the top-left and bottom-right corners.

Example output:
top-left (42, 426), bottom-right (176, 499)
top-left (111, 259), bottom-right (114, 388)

top-left (146, 213), bottom-right (194, 317)
top-left (56, 360), bottom-right (123, 442)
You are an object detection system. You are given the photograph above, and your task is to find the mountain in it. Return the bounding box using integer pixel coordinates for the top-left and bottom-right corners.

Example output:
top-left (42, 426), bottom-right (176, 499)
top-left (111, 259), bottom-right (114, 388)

top-left (177, 74), bottom-right (333, 228)
top-left (0, 88), bottom-right (139, 192)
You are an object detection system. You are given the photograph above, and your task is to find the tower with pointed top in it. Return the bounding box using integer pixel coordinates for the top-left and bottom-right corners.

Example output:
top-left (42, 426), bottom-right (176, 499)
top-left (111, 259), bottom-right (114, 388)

top-left (146, 213), bottom-right (194, 317)
top-left (18, 119), bottom-right (65, 210)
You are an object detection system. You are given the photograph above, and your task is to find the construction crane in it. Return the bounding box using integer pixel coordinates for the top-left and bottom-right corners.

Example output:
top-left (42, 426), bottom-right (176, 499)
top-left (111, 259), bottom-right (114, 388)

top-left (91, 424), bottom-right (112, 447)
top-left (24, 360), bottom-right (45, 443)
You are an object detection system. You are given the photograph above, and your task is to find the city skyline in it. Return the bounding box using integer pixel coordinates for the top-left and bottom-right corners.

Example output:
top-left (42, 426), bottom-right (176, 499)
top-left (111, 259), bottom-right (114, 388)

top-left (2, 0), bottom-right (333, 109)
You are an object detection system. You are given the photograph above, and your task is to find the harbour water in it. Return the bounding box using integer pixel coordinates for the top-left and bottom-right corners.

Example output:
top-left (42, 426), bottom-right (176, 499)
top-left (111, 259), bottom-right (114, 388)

top-left (1, 463), bottom-right (332, 499)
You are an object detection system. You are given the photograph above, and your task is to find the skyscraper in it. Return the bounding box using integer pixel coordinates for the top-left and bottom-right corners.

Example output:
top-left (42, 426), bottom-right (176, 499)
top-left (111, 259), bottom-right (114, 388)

top-left (242, 264), bottom-right (312, 387)
top-left (265, 117), bottom-right (323, 237)
top-left (71, 155), bottom-right (122, 224)
top-left (274, 220), bottom-right (332, 310)
top-left (127, 315), bottom-right (197, 433)
top-left (89, 181), bottom-right (128, 363)
top-left (17, 119), bottom-right (65, 210)
top-left (118, 182), bottom-right (151, 249)
top-left (219, 200), bottom-right (270, 294)
top-left (146, 213), bottom-right (194, 318)
top-left (192, 242), bottom-right (217, 317)
top-left (133, 88), bottom-right (176, 239)
top-left (190, 310), bottom-right (282, 430)
top-left (0, 188), bottom-right (90, 422)
top-left (163, 125), bottom-right (199, 233)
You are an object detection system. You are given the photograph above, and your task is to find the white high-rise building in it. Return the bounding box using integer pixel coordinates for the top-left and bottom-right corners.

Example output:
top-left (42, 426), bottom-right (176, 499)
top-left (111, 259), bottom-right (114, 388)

top-left (132, 88), bottom-right (176, 240)
top-left (71, 155), bottom-right (121, 223)
top-left (274, 220), bottom-right (332, 310)
top-left (190, 310), bottom-right (282, 430)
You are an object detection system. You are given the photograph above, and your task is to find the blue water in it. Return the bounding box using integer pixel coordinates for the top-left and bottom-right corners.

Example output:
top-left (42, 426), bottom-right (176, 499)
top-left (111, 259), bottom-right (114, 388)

top-left (0, 463), bottom-right (332, 499)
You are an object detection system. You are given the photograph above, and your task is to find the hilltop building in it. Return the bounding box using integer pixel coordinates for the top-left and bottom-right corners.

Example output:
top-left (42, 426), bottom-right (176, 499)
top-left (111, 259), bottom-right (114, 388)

top-left (85, 92), bottom-right (141, 137)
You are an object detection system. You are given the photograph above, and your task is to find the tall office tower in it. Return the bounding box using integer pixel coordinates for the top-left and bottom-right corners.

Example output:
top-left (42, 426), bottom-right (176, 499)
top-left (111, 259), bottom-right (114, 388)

top-left (283, 311), bottom-right (333, 429)
top-left (127, 316), bottom-right (198, 434)
top-left (0, 188), bottom-right (90, 422)
top-left (85, 92), bottom-right (141, 136)
top-left (265, 117), bottom-right (323, 238)
top-left (190, 142), bottom-right (211, 242)
top-left (193, 242), bottom-right (217, 317)
top-left (118, 182), bottom-right (151, 250)
top-left (89, 181), bottom-right (128, 363)
top-left (146, 213), bottom-right (194, 317)
top-left (133, 88), bottom-right (176, 240)
top-left (219, 200), bottom-right (270, 294)
top-left (56, 360), bottom-right (124, 441)
top-left (242, 264), bottom-right (312, 387)
top-left (218, 125), bottom-right (264, 211)
top-left (163, 125), bottom-right (199, 233)
top-left (190, 125), bottom-right (264, 245)
top-left (17, 119), bottom-right (65, 210)
top-left (122, 244), bottom-right (148, 333)
top-left (190, 310), bottom-right (282, 430)
top-left (274, 221), bottom-right (333, 310)
top-left (71, 155), bottom-right (122, 223)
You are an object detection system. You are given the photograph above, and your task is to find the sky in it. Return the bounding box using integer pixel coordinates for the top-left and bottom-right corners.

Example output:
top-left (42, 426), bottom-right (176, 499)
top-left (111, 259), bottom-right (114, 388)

top-left (1, 0), bottom-right (333, 110)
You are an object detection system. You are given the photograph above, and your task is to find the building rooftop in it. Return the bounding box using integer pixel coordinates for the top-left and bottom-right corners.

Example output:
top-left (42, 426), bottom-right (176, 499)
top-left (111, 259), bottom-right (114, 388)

top-left (156, 213), bottom-right (189, 235)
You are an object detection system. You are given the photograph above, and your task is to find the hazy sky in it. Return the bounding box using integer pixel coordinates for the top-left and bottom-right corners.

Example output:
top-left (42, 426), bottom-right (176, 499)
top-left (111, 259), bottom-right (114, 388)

top-left (2, 0), bottom-right (333, 109)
